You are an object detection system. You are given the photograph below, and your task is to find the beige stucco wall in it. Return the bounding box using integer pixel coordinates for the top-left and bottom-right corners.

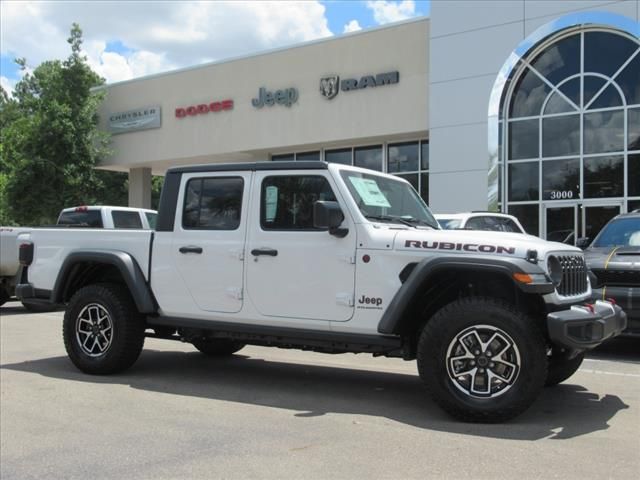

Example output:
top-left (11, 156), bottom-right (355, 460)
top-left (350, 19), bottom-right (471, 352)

top-left (97, 19), bottom-right (429, 174)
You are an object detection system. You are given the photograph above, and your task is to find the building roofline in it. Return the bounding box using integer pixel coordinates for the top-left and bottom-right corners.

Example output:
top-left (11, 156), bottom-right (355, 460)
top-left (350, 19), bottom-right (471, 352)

top-left (92, 16), bottom-right (429, 92)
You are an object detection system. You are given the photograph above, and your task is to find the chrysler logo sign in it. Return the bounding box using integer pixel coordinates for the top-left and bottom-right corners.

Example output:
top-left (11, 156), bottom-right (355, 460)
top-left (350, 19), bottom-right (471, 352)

top-left (109, 106), bottom-right (161, 134)
top-left (320, 71), bottom-right (399, 99)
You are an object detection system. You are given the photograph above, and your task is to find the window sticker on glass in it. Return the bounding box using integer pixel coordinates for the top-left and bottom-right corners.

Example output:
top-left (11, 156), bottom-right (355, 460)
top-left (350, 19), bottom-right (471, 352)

top-left (265, 186), bottom-right (278, 222)
top-left (348, 177), bottom-right (391, 208)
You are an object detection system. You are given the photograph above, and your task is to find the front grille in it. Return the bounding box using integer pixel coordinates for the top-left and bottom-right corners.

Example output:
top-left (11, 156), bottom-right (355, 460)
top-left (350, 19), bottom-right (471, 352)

top-left (557, 255), bottom-right (588, 296)
top-left (591, 269), bottom-right (640, 287)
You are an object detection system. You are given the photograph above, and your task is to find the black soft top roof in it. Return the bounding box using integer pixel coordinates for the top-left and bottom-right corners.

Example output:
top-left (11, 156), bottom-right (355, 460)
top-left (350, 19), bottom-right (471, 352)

top-left (167, 161), bottom-right (328, 174)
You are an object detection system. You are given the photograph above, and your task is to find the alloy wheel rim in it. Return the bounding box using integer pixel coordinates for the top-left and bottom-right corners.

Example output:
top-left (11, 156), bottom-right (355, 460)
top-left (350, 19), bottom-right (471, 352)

top-left (75, 303), bottom-right (113, 357)
top-left (445, 324), bottom-right (521, 398)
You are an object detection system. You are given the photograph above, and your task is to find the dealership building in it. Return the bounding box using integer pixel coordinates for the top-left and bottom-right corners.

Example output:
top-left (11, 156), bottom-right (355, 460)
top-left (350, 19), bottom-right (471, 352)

top-left (97, 0), bottom-right (640, 242)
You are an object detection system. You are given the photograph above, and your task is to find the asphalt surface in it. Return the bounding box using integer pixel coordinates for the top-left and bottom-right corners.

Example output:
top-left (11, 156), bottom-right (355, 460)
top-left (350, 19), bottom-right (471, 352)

top-left (1, 301), bottom-right (639, 480)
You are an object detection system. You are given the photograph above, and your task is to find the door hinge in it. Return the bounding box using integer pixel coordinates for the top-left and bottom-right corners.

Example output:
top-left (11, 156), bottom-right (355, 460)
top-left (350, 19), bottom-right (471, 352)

top-left (339, 255), bottom-right (356, 264)
top-left (226, 287), bottom-right (243, 300)
top-left (336, 293), bottom-right (354, 307)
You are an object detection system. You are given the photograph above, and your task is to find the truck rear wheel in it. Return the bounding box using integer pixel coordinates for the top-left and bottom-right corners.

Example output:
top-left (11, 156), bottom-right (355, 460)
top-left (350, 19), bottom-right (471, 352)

top-left (192, 338), bottom-right (245, 357)
top-left (417, 297), bottom-right (547, 422)
top-left (545, 352), bottom-right (585, 386)
top-left (63, 283), bottom-right (145, 374)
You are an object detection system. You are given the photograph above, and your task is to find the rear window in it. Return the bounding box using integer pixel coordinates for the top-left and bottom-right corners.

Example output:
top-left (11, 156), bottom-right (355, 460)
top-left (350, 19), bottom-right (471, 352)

top-left (57, 210), bottom-right (103, 228)
top-left (112, 211), bottom-right (143, 229)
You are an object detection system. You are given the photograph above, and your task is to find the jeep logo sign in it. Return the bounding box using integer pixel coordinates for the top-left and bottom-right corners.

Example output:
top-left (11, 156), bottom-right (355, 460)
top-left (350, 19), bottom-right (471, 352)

top-left (252, 87), bottom-right (299, 108)
top-left (320, 71), bottom-right (399, 100)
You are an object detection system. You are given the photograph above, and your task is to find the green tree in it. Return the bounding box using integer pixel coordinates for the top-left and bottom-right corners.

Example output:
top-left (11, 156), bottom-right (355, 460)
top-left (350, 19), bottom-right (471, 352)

top-left (1, 24), bottom-right (128, 226)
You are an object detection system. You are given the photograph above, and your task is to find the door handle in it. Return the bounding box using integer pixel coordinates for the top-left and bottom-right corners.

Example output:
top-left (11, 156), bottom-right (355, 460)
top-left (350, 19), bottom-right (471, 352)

top-left (251, 248), bottom-right (278, 257)
top-left (179, 246), bottom-right (203, 254)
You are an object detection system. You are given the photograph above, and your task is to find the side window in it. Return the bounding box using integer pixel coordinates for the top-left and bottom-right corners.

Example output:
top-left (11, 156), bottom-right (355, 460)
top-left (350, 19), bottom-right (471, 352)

top-left (112, 211), bottom-right (143, 229)
top-left (261, 175), bottom-right (337, 230)
top-left (183, 177), bottom-right (243, 230)
top-left (145, 212), bottom-right (158, 229)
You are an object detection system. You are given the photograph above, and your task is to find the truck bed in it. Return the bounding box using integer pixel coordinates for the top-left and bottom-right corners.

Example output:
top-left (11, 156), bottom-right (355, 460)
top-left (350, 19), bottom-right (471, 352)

top-left (20, 229), bottom-right (153, 293)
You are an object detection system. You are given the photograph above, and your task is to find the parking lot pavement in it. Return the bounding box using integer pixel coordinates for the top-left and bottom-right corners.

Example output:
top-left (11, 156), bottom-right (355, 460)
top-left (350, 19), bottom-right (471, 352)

top-left (1, 302), bottom-right (639, 480)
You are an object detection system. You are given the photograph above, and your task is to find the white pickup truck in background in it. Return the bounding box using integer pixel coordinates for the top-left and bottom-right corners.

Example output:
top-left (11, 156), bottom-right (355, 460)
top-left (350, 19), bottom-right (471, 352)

top-left (14, 161), bottom-right (626, 422)
top-left (0, 206), bottom-right (157, 310)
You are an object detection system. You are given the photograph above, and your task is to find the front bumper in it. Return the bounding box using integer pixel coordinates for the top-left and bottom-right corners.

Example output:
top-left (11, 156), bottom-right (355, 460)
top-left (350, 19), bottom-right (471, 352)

top-left (547, 300), bottom-right (627, 350)
top-left (591, 286), bottom-right (639, 337)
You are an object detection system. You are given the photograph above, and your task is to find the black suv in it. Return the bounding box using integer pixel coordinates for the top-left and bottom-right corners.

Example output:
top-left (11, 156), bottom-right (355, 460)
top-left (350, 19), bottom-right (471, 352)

top-left (583, 210), bottom-right (640, 337)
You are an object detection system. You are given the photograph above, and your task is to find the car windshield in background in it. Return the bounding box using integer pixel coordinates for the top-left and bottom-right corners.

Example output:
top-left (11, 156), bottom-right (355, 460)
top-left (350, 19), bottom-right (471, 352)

top-left (340, 170), bottom-right (439, 228)
top-left (57, 210), bottom-right (103, 228)
top-left (438, 218), bottom-right (461, 229)
top-left (592, 217), bottom-right (640, 248)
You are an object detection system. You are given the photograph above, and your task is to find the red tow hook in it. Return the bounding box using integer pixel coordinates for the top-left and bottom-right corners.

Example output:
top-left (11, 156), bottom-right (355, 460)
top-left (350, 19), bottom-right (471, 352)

top-left (584, 303), bottom-right (595, 314)
top-left (606, 297), bottom-right (617, 306)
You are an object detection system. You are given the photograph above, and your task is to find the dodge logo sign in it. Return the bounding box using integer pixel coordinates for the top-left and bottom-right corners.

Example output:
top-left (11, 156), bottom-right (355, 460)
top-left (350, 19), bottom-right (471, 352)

top-left (320, 75), bottom-right (339, 99)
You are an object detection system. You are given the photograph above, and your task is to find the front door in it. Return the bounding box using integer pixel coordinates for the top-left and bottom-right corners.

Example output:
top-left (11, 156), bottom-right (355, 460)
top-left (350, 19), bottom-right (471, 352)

top-left (544, 203), bottom-right (578, 245)
top-left (246, 171), bottom-right (356, 321)
top-left (582, 202), bottom-right (623, 241)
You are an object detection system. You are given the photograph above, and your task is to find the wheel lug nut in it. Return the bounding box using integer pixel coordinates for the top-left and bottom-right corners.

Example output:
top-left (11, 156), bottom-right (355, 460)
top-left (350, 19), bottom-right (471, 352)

top-left (479, 368), bottom-right (485, 373)
top-left (474, 350), bottom-right (480, 355)
top-left (470, 361), bottom-right (475, 366)
top-left (486, 351), bottom-right (492, 357)
top-left (489, 362), bottom-right (495, 368)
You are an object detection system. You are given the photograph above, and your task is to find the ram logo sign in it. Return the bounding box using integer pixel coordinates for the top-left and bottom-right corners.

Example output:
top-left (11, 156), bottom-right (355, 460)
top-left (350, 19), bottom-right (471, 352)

top-left (319, 71), bottom-right (399, 100)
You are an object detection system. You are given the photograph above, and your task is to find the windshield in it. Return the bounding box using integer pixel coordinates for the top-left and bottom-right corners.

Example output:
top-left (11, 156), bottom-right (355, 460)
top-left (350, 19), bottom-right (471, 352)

top-left (340, 170), bottom-right (439, 228)
top-left (592, 217), bottom-right (640, 248)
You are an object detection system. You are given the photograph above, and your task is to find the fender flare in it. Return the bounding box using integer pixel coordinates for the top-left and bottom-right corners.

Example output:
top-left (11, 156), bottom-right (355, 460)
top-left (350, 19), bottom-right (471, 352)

top-left (377, 255), bottom-right (553, 335)
top-left (51, 250), bottom-right (157, 314)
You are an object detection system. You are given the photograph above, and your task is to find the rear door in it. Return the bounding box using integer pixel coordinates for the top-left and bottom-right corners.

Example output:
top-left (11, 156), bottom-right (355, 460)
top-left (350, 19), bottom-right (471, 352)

top-left (246, 171), bottom-right (356, 321)
top-left (170, 172), bottom-right (250, 313)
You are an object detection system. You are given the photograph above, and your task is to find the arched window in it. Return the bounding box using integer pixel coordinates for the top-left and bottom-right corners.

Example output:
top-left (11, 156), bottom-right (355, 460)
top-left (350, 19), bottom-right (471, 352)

top-left (497, 27), bottom-right (639, 240)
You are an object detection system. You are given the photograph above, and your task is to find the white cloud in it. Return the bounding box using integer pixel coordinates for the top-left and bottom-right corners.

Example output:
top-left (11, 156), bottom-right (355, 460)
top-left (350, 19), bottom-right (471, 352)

top-left (343, 20), bottom-right (362, 33)
top-left (1, 76), bottom-right (17, 96)
top-left (0, 1), bottom-right (333, 84)
top-left (366, 0), bottom-right (417, 24)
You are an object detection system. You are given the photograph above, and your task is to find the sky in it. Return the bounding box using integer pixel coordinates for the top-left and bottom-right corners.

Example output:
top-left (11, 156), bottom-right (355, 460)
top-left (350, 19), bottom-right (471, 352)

top-left (0, 0), bottom-right (430, 95)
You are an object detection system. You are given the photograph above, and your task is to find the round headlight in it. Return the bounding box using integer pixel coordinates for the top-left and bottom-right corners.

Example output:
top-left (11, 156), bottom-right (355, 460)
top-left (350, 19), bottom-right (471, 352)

top-left (547, 255), bottom-right (563, 286)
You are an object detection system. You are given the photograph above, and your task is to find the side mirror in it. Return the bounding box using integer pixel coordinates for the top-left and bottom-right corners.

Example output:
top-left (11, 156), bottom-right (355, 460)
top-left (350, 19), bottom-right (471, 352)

top-left (313, 201), bottom-right (348, 238)
top-left (576, 237), bottom-right (591, 249)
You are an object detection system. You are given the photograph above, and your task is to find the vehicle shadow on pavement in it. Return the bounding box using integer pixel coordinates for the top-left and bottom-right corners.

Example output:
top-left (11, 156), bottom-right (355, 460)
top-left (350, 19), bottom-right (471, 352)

top-left (0, 349), bottom-right (629, 441)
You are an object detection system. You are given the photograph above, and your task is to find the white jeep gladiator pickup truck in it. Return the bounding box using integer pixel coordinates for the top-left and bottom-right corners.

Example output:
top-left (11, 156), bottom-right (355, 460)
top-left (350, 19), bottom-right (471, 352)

top-left (15, 162), bottom-right (626, 422)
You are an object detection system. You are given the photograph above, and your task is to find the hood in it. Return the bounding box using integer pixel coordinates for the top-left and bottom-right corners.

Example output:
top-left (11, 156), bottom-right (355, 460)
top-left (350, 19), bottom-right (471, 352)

top-left (394, 228), bottom-right (580, 260)
top-left (585, 246), bottom-right (640, 270)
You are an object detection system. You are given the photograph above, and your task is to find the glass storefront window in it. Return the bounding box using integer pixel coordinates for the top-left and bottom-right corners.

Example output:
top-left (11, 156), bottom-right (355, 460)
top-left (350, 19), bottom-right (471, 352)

top-left (354, 145), bottom-right (382, 171)
top-left (296, 151), bottom-right (320, 161)
top-left (542, 158), bottom-right (579, 200)
top-left (272, 153), bottom-right (294, 162)
top-left (388, 142), bottom-right (419, 173)
top-left (629, 154), bottom-right (640, 197)
top-left (542, 115), bottom-right (580, 157)
top-left (421, 141), bottom-right (429, 170)
top-left (508, 204), bottom-right (539, 236)
top-left (509, 68), bottom-right (551, 118)
top-left (509, 119), bottom-right (538, 160)
top-left (584, 155), bottom-right (624, 198)
top-left (583, 110), bottom-right (624, 154)
top-left (508, 162), bottom-right (539, 201)
top-left (629, 108), bottom-right (640, 151)
top-left (396, 173), bottom-right (419, 192)
top-left (325, 148), bottom-right (352, 165)
top-left (420, 172), bottom-right (429, 204)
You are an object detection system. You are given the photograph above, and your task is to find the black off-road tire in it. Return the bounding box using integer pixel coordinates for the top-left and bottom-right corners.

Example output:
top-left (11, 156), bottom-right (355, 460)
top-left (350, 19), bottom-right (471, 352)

top-left (417, 297), bottom-right (547, 423)
top-left (0, 287), bottom-right (9, 306)
top-left (22, 301), bottom-right (55, 313)
top-left (63, 283), bottom-right (145, 374)
top-left (192, 338), bottom-right (245, 357)
top-left (545, 352), bottom-right (585, 386)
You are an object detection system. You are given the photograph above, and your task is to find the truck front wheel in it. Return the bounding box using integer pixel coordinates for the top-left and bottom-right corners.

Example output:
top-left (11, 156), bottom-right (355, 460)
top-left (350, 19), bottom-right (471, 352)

top-left (63, 283), bottom-right (145, 374)
top-left (545, 351), bottom-right (585, 386)
top-left (417, 297), bottom-right (547, 422)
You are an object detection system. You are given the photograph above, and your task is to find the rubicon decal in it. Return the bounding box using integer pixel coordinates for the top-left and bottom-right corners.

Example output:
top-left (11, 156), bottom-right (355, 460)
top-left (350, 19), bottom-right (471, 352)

top-left (404, 240), bottom-right (516, 255)
top-left (175, 99), bottom-right (233, 118)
